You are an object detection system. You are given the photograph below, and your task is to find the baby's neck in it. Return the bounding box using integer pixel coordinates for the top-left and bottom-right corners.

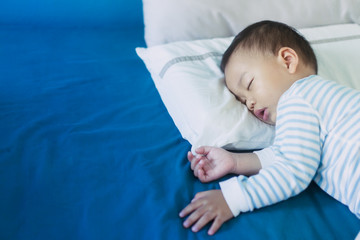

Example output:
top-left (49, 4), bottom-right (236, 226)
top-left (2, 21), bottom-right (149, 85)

top-left (294, 64), bottom-right (316, 82)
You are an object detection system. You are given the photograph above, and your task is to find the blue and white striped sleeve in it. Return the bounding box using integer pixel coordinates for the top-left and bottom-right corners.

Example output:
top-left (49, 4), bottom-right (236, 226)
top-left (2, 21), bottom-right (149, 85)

top-left (220, 96), bottom-right (322, 217)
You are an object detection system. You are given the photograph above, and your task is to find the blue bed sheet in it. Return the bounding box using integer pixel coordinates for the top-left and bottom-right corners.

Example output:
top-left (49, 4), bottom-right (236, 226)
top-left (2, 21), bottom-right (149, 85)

top-left (0, 25), bottom-right (359, 240)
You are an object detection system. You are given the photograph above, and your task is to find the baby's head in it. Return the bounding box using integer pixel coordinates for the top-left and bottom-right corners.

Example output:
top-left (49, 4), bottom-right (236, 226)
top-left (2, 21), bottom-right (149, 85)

top-left (221, 20), bottom-right (317, 125)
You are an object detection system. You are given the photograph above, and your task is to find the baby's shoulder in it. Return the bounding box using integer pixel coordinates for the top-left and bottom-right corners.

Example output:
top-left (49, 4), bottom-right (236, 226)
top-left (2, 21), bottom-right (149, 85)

top-left (283, 75), bottom-right (334, 100)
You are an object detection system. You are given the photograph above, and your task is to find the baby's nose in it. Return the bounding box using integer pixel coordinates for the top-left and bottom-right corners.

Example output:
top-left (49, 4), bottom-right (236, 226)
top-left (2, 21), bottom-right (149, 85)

top-left (247, 100), bottom-right (255, 110)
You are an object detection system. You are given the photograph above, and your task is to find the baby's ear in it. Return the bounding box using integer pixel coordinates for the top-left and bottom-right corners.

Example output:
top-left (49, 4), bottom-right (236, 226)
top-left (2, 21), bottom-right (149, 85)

top-left (277, 47), bottom-right (299, 74)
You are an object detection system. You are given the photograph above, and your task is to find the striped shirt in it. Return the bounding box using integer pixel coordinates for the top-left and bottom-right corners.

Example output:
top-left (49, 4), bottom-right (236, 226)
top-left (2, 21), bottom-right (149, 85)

top-left (220, 75), bottom-right (360, 218)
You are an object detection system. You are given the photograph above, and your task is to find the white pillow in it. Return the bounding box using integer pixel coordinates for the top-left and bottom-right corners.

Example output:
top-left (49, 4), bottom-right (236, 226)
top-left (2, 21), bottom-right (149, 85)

top-left (143, 0), bottom-right (359, 47)
top-left (137, 38), bottom-right (275, 150)
top-left (300, 24), bottom-right (360, 89)
top-left (136, 23), bottom-right (360, 150)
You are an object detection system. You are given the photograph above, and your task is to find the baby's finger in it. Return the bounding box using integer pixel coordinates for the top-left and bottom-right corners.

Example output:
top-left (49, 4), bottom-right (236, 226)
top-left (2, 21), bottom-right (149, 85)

top-left (192, 191), bottom-right (206, 201)
top-left (179, 198), bottom-right (202, 218)
top-left (190, 155), bottom-right (201, 171)
top-left (193, 159), bottom-right (204, 178)
top-left (195, 146), bottom-right (212, 155)
top-left (208, 217), bottom-right (224, 235)
top-left (191, 212), bottom-right (215, 233)
top-left (187, 151), bottom-right (195, 162)
top-left (197, 167), bottom-right (209, 183)
top-left (182, 206), bottom-right (207, 229)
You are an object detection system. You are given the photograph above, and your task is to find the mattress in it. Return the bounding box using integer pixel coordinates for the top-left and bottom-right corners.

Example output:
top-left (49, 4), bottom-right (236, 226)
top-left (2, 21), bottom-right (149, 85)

top-left (0, 25), bottom-right (359, 239)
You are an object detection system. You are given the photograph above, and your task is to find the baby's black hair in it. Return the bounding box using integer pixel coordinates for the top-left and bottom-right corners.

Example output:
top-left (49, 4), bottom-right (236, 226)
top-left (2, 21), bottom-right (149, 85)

top-left (220, 20), bottom-right (318, 73)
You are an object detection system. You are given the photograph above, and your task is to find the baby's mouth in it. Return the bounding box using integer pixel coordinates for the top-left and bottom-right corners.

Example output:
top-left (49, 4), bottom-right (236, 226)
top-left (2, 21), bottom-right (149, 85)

top-left (254, 108), bottom-right (269, 122)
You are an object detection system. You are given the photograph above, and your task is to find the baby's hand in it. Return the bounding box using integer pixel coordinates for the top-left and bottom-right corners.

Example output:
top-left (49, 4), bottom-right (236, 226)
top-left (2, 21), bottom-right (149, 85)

top-left (179, 190), bottom-right (233, 235)
top-left (188, 146), bottom-right (236, 182)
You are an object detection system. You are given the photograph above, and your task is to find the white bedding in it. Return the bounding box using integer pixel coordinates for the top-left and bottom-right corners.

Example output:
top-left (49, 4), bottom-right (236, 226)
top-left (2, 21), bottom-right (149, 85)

top-left (143, 0), bottom-right (360, 46)
top-left (137, 23), bottom-right (360, 150)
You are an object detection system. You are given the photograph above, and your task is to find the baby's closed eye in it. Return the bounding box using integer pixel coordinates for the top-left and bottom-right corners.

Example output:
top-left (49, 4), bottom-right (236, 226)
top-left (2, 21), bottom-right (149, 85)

top-left (247, 78), bottom-right (254, 90)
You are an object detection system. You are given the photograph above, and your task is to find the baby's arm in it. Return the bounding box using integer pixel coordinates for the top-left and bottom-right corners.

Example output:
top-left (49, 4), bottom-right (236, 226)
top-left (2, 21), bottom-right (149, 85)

top-left (188, 146), bottom-right (262, 182)
top-left (181, 147), bottom-right (263, 235)
top-left (221, 97), bottom-right (322, 217)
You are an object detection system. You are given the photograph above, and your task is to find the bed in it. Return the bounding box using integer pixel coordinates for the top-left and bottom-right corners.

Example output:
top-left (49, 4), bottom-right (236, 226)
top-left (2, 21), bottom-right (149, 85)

top-left (1, 0), bottom-right (360, 239)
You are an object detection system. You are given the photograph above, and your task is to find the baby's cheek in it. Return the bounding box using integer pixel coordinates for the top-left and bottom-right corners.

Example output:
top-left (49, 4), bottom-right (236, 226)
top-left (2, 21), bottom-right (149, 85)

top-left (270, 112), bottom-right (277, 125)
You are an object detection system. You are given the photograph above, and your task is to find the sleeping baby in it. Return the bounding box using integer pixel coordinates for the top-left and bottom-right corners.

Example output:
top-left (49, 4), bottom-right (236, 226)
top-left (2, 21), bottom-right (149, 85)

top-left (179, 20), bottom-right (360, 236)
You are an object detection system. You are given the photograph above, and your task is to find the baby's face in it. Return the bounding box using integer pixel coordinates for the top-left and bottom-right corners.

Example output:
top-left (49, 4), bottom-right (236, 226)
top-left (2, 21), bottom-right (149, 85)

top-left (224, 50), bottom-right (294, 125)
